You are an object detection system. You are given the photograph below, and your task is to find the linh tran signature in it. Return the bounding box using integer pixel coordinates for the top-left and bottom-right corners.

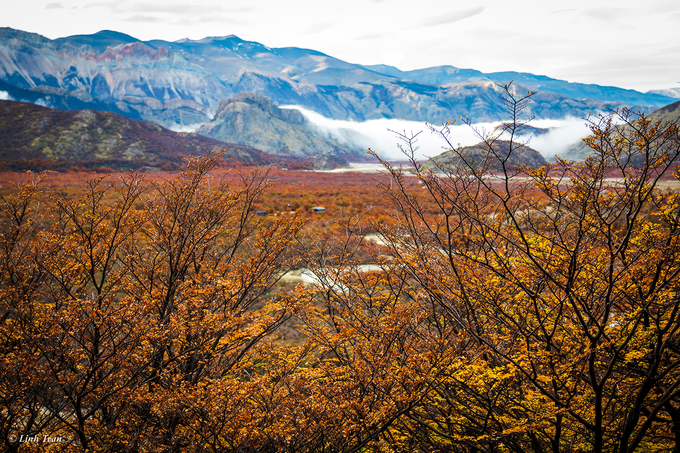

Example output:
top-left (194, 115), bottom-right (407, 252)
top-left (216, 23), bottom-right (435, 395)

top-left (8, 434), bottom-right (69, 444)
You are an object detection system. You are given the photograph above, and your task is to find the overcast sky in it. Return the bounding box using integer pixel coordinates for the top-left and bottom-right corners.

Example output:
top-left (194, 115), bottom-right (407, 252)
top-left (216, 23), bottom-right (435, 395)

top-left (3, 0), bottom-right (679, 92)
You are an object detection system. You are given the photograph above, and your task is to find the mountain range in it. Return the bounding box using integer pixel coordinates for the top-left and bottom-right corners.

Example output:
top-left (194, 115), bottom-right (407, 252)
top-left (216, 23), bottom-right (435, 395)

top-left (1, 27), bottom-right (679, 167)
top-left (1, 27), bottom-right (675, 129)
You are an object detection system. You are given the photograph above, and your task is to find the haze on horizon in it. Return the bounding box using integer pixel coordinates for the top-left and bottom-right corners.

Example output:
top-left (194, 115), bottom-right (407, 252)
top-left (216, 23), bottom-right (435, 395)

top-left (2, 0), bottom-right (678, 93)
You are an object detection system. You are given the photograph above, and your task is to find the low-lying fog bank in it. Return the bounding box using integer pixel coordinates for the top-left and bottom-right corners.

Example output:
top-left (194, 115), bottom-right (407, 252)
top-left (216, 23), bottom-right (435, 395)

top-left (283, 105), bottom-right (594, 162)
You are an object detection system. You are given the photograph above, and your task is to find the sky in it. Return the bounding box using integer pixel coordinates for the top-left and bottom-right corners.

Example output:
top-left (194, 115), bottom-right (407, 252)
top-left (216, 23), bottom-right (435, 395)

top-left (2, 0), bottom-right (679, 92)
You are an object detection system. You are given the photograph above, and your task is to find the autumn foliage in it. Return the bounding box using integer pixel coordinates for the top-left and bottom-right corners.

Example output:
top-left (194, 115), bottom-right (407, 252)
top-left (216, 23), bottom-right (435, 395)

top-left (2, 91), bottom-right (680, 452)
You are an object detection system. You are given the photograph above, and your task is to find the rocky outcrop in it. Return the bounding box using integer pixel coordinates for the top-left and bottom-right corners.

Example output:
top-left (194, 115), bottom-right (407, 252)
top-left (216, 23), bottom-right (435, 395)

top-left (426, 140), bottom-right (548, 171)
top-left (197, 92), bottom-right (362, 166)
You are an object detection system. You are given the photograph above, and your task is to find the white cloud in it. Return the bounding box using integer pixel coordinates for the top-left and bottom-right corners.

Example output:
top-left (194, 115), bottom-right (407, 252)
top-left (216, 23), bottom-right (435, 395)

top-left (517, 118), bottom-right (592, 159)
top-left (79, 1), bottom-right (123, 12)
top-left (124, 15), bottom-right (164, 23)
top-left (284, 106), bottom-right (524, 160)
top-left (0, 91), bottom-right (14, 101)
top-left (419, 7), bottom-right (485, 27)
top-left (166, 123), bottom-right (204, 133)
top-left (285, 106), bottom-right (594, 162)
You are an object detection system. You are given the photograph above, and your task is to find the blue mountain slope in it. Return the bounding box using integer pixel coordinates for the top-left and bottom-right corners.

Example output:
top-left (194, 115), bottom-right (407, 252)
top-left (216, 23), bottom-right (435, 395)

top-left (361, 64), bottom-right (673, 107)
top-left (1, 27), bottom-right (675, 127)
top-left (54, 30), bottom-right (140, 52)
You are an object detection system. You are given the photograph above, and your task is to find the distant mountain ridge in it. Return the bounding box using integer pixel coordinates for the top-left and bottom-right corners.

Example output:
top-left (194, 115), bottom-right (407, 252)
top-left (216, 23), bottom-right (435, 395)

top-left (648, 88), bottom-right (680, 99)
top-left (360, 65), bottom-right (673, 107)
top-left (0, 27), bottom-right (675, 131)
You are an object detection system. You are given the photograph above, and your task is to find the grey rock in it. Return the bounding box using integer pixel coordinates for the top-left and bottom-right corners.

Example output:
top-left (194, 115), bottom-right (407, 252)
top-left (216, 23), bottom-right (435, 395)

top-left (426, 140), bottom-right (548, 171)
top-left (197, 92), bottom-right (361, 164)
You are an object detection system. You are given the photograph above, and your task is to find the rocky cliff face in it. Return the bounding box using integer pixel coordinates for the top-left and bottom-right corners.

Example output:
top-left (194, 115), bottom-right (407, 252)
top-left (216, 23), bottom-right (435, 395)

top-left (1, 27), bottom-right (674, 130)
top-left (0, 29), bottom-right (230, 103)
top-left (197, 92), bottom-right (362, 167)
top-left (0, 28), bottom-right (230, 129)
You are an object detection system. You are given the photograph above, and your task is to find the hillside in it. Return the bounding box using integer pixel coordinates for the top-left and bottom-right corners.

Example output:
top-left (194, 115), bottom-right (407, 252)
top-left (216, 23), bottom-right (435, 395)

top-left (426, 140), bottom-right (548, 171)
top-left (559, 100), bottom-right (680, 162)
top-left (0, 99), bottom-right (278, 171)
top-left (0, 80), bottom-right (146, 120)
top-left (197, 92), bottom-right (361, 168)
top-left (649, 100), bottom-right (680, 123)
